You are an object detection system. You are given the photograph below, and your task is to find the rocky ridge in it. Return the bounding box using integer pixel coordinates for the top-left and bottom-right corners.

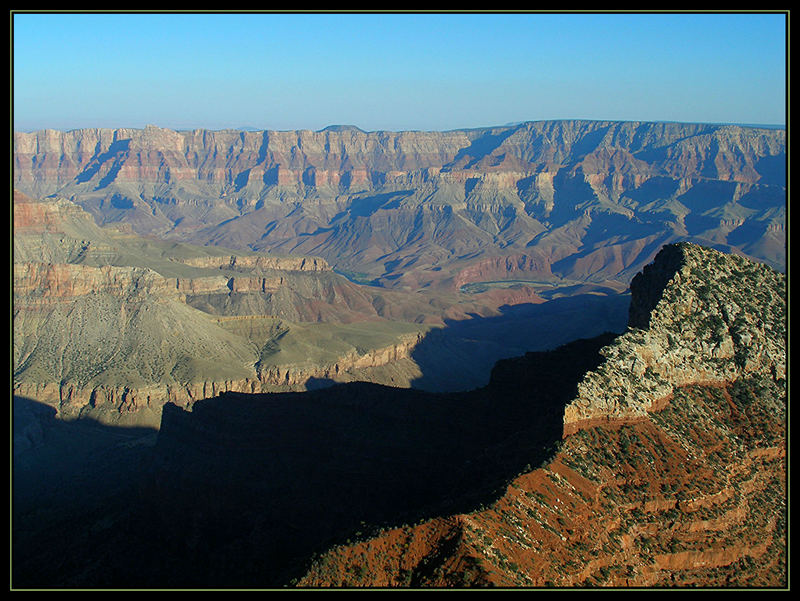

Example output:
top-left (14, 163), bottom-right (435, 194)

top-left (296, 243), bottom-right (786, 587)
top-left (562, 243), bottom-right (786, 435)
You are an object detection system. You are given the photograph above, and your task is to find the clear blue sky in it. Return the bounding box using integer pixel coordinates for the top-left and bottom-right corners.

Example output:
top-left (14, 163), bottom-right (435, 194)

top-left (12, 11), bottom-right (787, 132)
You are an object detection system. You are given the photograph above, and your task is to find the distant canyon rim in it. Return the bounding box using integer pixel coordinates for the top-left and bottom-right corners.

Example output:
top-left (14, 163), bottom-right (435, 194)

top-left (13, 119), bottom-right (785, 282)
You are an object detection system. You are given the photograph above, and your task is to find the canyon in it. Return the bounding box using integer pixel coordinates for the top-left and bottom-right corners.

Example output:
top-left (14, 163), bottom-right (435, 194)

top-left (12, 243), bottom-right (786, 588)
top-left (12, 120), bottom-right (785, 425)
top-left (12, 188), bottom-right (629, 425)
top-left (12, 119), bottom-right (787, 589)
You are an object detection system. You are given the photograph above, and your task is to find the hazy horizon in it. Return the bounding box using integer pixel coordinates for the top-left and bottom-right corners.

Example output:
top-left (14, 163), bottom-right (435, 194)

top-left (11, 118), bottom-right (788, 135)
top-left (12, 11), bottom-right (787, 133)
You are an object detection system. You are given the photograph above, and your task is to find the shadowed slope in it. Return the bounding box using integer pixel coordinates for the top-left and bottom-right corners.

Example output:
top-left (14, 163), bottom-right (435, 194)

top-left (12, 234), bottom-right (786, 590)
top-left (137, 333), bottom-right (617, 588)
top-left (298, 243), bottom-right (786, 588)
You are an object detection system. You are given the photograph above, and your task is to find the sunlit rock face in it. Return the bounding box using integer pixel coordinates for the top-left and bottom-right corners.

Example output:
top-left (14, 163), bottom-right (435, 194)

top-left (563, 243), bottom-right (786, 434)
top-left (13, 121), bottom-right (785, 290)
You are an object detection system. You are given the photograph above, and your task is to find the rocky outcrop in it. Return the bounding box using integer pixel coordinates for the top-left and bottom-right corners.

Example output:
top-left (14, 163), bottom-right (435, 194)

top-left (14, 262), bottom-right (182, 301)
top-left (253, 331), bottom-right (425, 388)
top-left (13, 261), bottom-right (295, 302)
top-left (176, 254), bottom-right (331, 272)
top-left (13, 190), bottom-right (92, 232)
top-left (563, 243), bottom-right (786, 435)
top-left (295, 244), bottom-right (786, 588)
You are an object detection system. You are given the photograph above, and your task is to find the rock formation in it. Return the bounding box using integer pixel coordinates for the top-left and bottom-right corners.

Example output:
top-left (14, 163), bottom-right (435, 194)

top-left (562, 243), bottom-right (786, 435)
top-left (13, 120), bottom-right (786, 290)
top-left (12, 191), bottom-right (432, 425)
top-left (296, 243), bottom-right (786, 588)
top-left (14, 190), bottom-right (630, 425)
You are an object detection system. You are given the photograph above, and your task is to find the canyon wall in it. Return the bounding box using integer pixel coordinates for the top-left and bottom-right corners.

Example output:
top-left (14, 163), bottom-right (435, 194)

top-left (13, 121), bottom-right (786, 289)
top-left (13, 122), bottom-right (785, 197)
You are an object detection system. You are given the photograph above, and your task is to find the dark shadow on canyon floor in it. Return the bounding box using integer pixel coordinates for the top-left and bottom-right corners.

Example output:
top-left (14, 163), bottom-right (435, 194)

top-left (12, 396), bottom-right (158, 588)
top-left (141, 331), bottom-right (619, 588)
top-left (12, 295), bottom-right (628, 589)
top-left (408, 291), bottom-right (630, 392)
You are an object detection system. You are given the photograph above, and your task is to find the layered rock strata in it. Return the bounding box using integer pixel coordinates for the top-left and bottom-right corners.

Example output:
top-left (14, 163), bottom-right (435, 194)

top-left (12, 192), bottom-right (431, 424)
top-left (14, 122), bottom-right (785, 197)
top-left (12, 257), bottom-right (427, 423)
top-left (14, 331), bottom-right (425, 423)
top-left (296, 244), bottom-right (786, 588)
top-left (13, 121), bottom-right (786, 290)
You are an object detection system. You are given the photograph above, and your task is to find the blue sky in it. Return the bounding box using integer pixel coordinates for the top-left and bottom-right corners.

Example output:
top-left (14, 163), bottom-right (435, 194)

top-left (12, 11), bottom-right (787, 132)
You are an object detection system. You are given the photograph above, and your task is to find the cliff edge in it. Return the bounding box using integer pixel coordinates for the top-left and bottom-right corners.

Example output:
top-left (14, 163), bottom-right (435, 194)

top-left (564, 243), bottom-right (785, 435)
top-left (298, 244), bottom-right (786, 587)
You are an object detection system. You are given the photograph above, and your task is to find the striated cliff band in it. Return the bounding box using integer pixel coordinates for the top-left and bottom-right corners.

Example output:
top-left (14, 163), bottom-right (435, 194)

top-left (13, 242), bottom-right (779, 588)
top-left (13, 120), bottom-right (785, 292)
top-left (12, 190), bottom-right (424, 426)
top-left (13, 190), bottom-right (631, 426)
